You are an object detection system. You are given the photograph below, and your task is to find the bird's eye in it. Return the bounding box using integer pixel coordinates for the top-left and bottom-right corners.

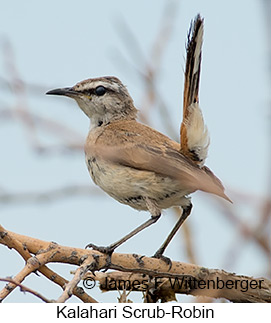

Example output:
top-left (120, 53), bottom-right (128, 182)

top-left (95, 86), bottom-right (106, 96)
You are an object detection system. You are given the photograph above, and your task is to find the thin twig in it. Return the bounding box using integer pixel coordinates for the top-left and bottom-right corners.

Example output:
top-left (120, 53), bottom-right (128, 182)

top-left (0, 278), bottom-right (51, 303)
top-left (56, 256), bottom-right (98, 303)
top-left (0, 185), bottom-right (101, 205)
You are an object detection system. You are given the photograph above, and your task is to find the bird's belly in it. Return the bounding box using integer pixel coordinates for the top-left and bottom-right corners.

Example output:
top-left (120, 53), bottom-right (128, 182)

top-left (86, 157), bottom-right (192, 211)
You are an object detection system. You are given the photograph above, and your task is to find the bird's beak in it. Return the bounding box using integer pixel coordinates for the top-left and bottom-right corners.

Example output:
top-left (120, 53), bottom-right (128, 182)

top-left (46, 87), bottom-right (79, 97)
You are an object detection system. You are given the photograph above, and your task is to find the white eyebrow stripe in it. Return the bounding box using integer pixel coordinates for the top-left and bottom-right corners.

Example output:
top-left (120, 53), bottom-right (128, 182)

top-left (75, 80), bottom-right (120, 92)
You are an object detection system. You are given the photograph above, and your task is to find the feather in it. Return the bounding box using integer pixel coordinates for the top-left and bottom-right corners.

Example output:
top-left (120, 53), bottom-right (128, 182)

top-left (181, 14), bottom-right (209, 167)
top-left (85, 120), bottom-right (231, 202)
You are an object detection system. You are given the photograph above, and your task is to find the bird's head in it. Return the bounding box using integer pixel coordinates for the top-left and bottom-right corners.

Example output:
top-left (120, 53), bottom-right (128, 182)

top-left (46, 76), bottom-right (137, 127)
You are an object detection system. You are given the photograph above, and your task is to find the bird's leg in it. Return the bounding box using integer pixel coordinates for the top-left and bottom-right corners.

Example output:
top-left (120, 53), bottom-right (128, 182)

top-left (86, 198), bottom-right (161, 268)
top-left (152, 203), bottom-right (193, 266)
top-left (86, 215), bottom-right (161, 254)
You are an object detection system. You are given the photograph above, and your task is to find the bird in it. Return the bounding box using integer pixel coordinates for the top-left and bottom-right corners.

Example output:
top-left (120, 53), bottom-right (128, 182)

top-left (46, 15), bottom-right (231, 264)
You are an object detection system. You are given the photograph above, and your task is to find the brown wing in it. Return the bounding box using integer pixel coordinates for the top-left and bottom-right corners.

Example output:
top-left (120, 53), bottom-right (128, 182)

top-left (85, 120), bottom-right (231, 202)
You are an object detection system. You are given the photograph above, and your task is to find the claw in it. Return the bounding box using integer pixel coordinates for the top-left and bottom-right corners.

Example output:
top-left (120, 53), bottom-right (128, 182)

top-left (85, 243), bottom-right (114, 254)
top-left (85, 243), bottom-right (114, 271)
top-left (152, 251), bottom-right (172, 270)
top-left (132, 254), bottom-right (145, 267)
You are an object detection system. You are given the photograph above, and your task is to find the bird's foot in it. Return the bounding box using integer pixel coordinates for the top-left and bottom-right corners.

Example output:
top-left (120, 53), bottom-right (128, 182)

top-left (85, 243), bottom-right (114, 255)
top-left (85, 243), bottom-right (114, 271)
top-left (152, 250), bottom-right (172, 270)
top-left (132, 254), bottom-right (145, 267)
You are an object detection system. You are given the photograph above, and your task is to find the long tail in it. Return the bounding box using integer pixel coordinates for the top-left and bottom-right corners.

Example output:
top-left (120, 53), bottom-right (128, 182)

top-left (180, 15), bottom-right (209, 168)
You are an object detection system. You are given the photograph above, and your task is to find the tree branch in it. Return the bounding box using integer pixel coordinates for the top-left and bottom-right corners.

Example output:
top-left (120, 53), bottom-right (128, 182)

top-left (1, 226), bottom-right (270, 303)
top-left (0, 225), bottom-right (97, 303)
top-left (83, 269), bottom-right (271, 303)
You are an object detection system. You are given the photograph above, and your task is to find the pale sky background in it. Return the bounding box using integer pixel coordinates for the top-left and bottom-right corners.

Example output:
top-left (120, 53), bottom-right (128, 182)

top-left (0, 0), bottom-right (270, 302)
